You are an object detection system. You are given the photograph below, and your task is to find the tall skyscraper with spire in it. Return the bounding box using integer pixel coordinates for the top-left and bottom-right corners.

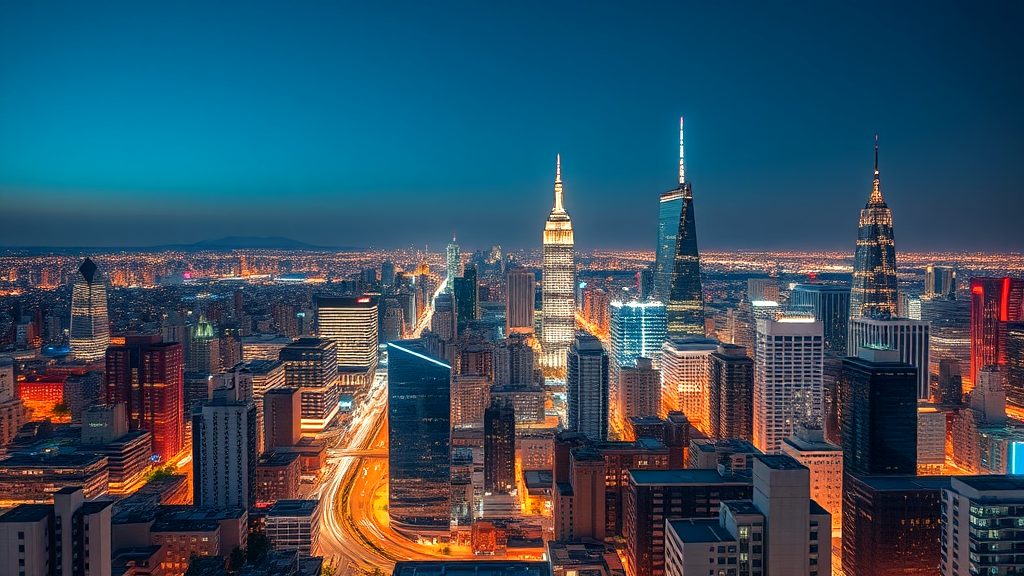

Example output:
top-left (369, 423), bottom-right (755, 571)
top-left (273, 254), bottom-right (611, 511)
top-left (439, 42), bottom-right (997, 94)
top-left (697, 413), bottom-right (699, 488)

top-left (849, 134), bottom-right (898, 320)
top-left (541, 154), bottom-right (575, 370)
top-left (69, 257), bottom-right (110, 361)
top-left (653, 117), bottom-right (705, 337)
top-left (446, 235), bottom-right (460, 294)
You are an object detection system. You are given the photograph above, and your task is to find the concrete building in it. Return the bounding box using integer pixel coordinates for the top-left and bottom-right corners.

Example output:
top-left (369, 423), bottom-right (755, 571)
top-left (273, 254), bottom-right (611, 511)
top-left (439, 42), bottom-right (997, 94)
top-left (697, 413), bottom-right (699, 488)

top-left (941, 476), bottom-right (1024, 576)
top-left (266, 499), bottom-right (321, 557)
top-left (707, 343), bottom-right (753, 441)
top-left (753, 318), bottom-right (823, 454)
top-left (848, 316), bottom-right (930, 399)
top-left (781, 425), bottom-right (843, 532)
top-left (451, 374), bottom-right (491, 428)
top-left (540, 155), bottom-right (576, 370)
top-left (192, 386), bottom-right (258, 509)
top-left (918, 404), bottom-right (947, 474)
top-left (618, 357), bottom-right (660, 423)
top-left (278, 338), bottom-right (339, 432)
top-left (567, 333), bottom-right (610, 441)
top-left (506, 268), bottom-right (536, 335)
top-left (659, 337), bottom-right (718, 433)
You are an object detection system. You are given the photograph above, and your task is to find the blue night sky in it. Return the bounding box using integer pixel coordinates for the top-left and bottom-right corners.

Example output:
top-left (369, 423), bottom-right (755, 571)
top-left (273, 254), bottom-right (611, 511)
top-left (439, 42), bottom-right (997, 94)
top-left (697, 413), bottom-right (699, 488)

top-left (0, 1), bottom-right (1021, 251)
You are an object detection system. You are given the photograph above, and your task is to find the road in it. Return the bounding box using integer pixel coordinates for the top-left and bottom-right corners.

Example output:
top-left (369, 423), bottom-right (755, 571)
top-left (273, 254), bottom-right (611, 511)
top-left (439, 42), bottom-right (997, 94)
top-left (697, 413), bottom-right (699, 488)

top-left (319, 276), bottom-right (462, 575)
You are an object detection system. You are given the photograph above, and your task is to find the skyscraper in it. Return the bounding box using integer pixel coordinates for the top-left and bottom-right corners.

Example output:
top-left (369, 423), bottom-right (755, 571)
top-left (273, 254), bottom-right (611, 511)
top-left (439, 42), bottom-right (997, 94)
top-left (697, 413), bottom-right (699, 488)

top-left (387, 340), bottom-right (451, 536)
top-left (446, 235), bottom-right (460, 294)
top-left (618, 357), bottom-right (661, 422)
top-left (790, 284), bottom-right (850, 354)
top-left (484, 398), bottom-right (515, 495)
top-left (849, 134), bottom-right (898, 320)
top-left (105, 335), bottom-right (185, 462)
top-left (659, 337), bottom-right (718, 431)
top-left (653, 117), bottom-right (704, 338)
top-left (454, 264), bottom-right (478, 332)
top-left (1007, 323), bottom-right (1024, 411)
top-left (970, 277), bottom-right (1024, 385)
top-left (753, 318), bottom-right (823, 454)
top-left (541, 154), bottom-right (576, 370)
top-left (848, 316), bottom-right (930, 399)
top-left (69, 257), bottom-right (110, 361)
top-left (278, 338), bottom-right (340, 432)
top-left (505, 268), bottom-right (536, 335)
top-left (839, 346), bottom-right (918, 476)
top-left (708, 343), bottom-right (754, 441)
top-left (941, 476), bottom-right (1024, 576)
top-left (609, 301), bottom-right (667, 411)
top-left (567, 333), bottom-right (609, 440)
top-left (186, 315), bottom-right (221, 374)
top-left (924, 265), bottom-right (957, 300)
top-left (315, 296), bottom-right (379, 372)
top-left (192, 385), bottom-right (258, 509)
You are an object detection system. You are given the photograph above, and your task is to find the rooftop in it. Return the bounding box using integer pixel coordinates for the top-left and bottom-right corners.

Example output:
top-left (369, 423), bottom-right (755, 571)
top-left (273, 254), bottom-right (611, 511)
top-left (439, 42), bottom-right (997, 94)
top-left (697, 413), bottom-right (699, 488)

top-left (267, 499), bottom-right (319, 517)
top-left (259, 451), bottom-right (302, 468)
top-left (667, 519), bottom-right (734, 544)
top-left (392, 561), bottom-right (553, 576)
top-left (953, 475), bottom-right (1024, 492)
top-left (0, 504), bottom-right (52, 523)
top-left (629, 469), bottom-right (749, 486)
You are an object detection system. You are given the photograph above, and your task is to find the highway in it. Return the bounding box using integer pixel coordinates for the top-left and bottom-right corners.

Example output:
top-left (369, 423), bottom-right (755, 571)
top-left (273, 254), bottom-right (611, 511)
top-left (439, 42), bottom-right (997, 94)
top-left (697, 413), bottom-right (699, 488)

top-left (319, 276), bottom-right (464, 575)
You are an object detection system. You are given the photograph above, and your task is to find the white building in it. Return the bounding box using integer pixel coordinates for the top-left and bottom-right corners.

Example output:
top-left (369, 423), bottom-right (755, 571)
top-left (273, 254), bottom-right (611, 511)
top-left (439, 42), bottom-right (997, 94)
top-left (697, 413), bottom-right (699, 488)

top-left (917, 404), bottom-right (946, 474)
top-left (848, 316), bottom-right (930, 399)
top-left (541, 155), bottom-right (575, 370)
top-left (754, 318), bottom-right (824, 454)
top-left (659, 337), bottom-right (718, 432)
top-left (941, 476), bottom-right (1024, 576)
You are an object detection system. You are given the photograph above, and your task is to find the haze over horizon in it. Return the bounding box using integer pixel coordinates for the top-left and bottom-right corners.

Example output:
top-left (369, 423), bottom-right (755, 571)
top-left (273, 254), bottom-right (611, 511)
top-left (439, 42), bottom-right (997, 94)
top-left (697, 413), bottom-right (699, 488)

top-left (2, 1), bottom-right (1022, 251)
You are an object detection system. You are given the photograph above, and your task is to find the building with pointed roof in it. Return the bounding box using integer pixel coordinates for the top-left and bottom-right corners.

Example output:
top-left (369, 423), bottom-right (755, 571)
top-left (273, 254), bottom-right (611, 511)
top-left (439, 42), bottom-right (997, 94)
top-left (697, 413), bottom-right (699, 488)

top-left (850, 134), bottom-right (898, 320)
top-left (653, 117), bottom-right (705, 338)
top-left (70, 257), bottom-right (111, 361)
top-left (541, 154), bottom-right (576, 370)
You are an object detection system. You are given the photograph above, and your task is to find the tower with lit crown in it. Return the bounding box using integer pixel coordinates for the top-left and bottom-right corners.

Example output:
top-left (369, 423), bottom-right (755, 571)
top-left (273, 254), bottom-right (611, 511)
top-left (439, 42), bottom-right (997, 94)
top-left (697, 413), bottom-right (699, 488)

top-left (653, 118), bottom-right (705, 337)
top-left (541, 154), bottom-right (575, 369)
top-left (849, 134), bottom-right (898, 320)
top-left (446, 235), bottom-right (460, 294)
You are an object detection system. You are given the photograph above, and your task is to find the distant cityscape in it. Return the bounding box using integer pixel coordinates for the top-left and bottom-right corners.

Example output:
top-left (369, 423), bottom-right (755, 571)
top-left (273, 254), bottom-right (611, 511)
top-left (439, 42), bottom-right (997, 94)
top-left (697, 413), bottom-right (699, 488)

top-left (0, 113), bottom-right (1022, 576)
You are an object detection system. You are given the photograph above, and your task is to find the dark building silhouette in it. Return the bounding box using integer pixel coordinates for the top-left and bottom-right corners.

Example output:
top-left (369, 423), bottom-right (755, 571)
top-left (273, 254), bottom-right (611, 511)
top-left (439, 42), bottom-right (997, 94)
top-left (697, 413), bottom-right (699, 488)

top-left (791, 283), bottom-right (851, 353)
top-left (567, 333), bottom-right (609, 441)
top-left (840, 347), bottom-right (918, 476)
top-left (484, 398), bottom-right (515, 494)
top-left (936, 358), bottom-right (964, 406)
top-left (707, 343), bottom-right (753, 441)
top-left (454, 264), bottom-right (478, 332)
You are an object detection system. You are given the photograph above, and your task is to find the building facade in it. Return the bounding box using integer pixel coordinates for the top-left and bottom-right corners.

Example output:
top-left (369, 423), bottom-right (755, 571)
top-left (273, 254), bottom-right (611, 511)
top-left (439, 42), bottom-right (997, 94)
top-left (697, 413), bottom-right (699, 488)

top-left (567, 333), bottom-right (610, 441)
top-left (70, 257), bottom-right (111, 362)
top-left (541, 155), bottom-right (576, 370)
top-left (753, 318), bottom-right (824, 454)
top-left (849, 135), bottom-right (898, 320)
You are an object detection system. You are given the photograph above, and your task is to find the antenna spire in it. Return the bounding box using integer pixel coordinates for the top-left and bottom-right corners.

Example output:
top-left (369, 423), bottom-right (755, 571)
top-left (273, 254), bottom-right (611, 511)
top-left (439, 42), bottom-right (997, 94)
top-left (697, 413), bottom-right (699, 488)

top-left (678, 116), bottom-right (685, 185)
top-left (868, 132), bottom-right (885, 206)
top-left (874, 132), bottom-right (879, 176)
top-left (553, 153), bottom-right (565, 212)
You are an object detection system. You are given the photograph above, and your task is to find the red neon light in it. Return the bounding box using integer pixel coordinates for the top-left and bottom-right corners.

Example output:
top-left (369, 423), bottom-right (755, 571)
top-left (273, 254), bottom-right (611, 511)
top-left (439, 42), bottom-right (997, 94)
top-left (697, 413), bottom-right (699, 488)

top-left (972, 285), bottom-right (984, 296)
top-left (1002, 277), bottom-right (1011, 322)
top-left (357, 296), bottom-right (371, 304)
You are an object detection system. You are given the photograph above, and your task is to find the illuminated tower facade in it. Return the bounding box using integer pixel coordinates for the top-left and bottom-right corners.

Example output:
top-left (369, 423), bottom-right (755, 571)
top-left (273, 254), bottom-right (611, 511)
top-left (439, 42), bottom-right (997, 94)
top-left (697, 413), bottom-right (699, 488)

top-left (970, 277), bottom-right (1024, 385)
top-left (69, 257), bottom-right (110, 361)
top-left (849, 135), bottom-right (898, 320)
top-left (541, 154), bottom-right (575, 369)
top-left (653, 117), bottom-right (705, 337)
top-left (446, 235), bottom-right (460, 294)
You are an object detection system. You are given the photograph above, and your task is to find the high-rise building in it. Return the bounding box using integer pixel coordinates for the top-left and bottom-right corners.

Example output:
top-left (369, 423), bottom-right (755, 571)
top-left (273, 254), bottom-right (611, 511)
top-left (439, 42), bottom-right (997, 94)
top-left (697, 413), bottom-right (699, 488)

top-left (263, 386), bottom-right (302, 452)
top-left (664, 455), bottom-right (831, 576)
top-left (567, 333), bottom-right (609, 441)
top-left (387, 340), bottom-right (451, 536)
top-left (484, 399), bottom-right (515, 495)
top-left (454, 264), bottom-right (479, 332)
top-left (278, 338), bottom-right (340, 432)
top-left (381, 259), bottom-right (396, 287)
top-left (848, 316), bottom-right (930, 399)
top-left (186, 315), bottom-right (221, 374)
top-left (69, 257), bottom-right (110, 361)
top-left (781, 425), bottom-right (843, 532)
top-left (0, 487), bottom-right (113, 576)
top-left (541, 155), bottom-right (576, 370)
top-left (451, 374), bottom-right (490, 428)
top-left (849, 135), bottom-right (898, 320)
top-left (842, 475), bottom-right (948, 576)
top-left (653, 118), bottom-right (704, 338)
top-left (970, 277), bottom-right (1024, 385)
top-left (937, 358), bottom-right (964, 405)
top-left (925, 264), bottom-right (957, 300)
top-left (446, 235), bottom-right (461, 294)
top-left (941, 476), bottom-right (1024, 576)
top-left (105, 335), bottom-right (185, 462)
top-left (1007, 323), bottom-right (1024, 411)
top-left (609, 300), bottom-right (667, 384)
top-left (618, 357), bottom-right (660, 423)
top-left (707, 343), bottom-right (754, 441)
top-left (265, 499), bottom-right (321, 557)
top-left (921, 296), bottom-right (971, 385)
top-left (506, 268), bottom-right (536, 335)
top-left (790, 283), bottom-right (850, 353)
top-left (192, 385), bottom-right (258, 509)
top-left (659, 337), bottom-right (718, 431)
top-left (493, 334), bottom-right (535, 387)
top-left (839, 346), bottom-right (918, 476)
top-left (753, 318), bottom-right (823, 454)
top-left (315, 296), bottom-right (379, 371)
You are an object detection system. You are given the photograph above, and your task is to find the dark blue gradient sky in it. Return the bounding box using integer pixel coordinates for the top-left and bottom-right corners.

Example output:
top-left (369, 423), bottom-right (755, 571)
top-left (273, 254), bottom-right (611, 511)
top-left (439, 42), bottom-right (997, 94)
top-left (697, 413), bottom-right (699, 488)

top-left (1, 1), bottom-right (1021, 250)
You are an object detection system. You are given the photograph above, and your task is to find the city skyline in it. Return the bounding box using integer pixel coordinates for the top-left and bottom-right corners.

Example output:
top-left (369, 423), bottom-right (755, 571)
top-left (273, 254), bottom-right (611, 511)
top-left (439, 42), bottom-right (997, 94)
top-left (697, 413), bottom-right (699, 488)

top-left (2, 2), bottom-right (1023, 250)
